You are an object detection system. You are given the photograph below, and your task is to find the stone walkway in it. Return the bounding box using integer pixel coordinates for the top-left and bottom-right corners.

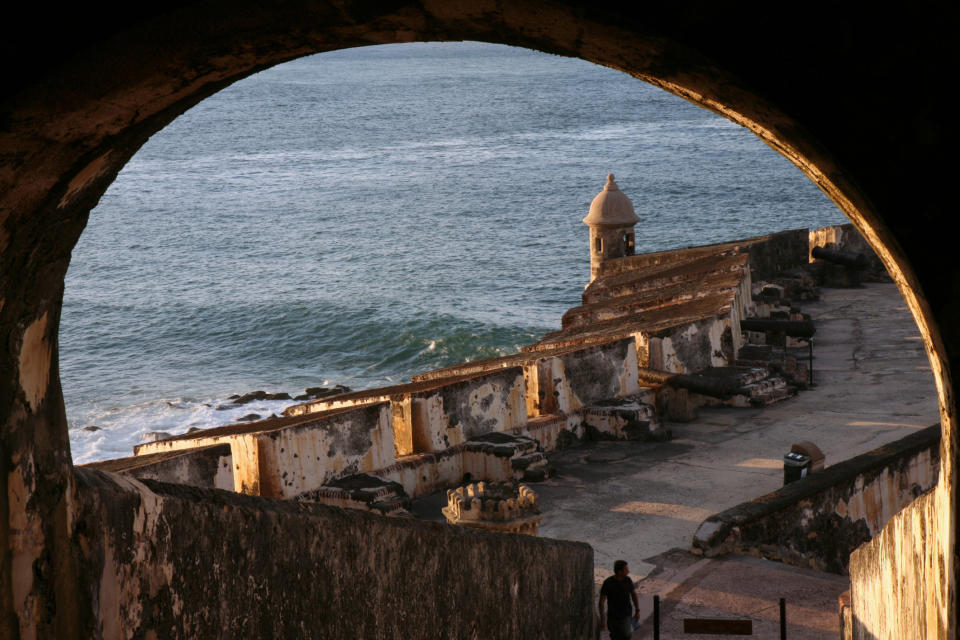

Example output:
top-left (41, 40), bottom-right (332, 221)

top-left (631, 551), bottom-right (851, 639)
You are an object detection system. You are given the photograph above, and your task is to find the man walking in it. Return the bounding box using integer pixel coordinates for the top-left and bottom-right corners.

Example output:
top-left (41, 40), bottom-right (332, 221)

top-left (598, 560), bottom-right (640, 639)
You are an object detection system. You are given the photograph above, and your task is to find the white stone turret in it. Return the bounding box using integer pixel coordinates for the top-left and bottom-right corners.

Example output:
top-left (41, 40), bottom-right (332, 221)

top-left (584, 174), bottom-right (640, 284)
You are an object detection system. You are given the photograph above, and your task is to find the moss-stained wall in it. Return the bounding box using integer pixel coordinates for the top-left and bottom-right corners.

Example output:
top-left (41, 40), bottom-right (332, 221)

top-left (72, 469), bottom-right (594, 639)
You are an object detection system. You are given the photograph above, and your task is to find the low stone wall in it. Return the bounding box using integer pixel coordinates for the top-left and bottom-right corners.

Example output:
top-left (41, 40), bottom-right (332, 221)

top-left (692, 424), bottom-right (940, 574)
top-left (283, 368), bottom-right (526, 456)
top-left (583, 252), bottom-right (748, 305)
top-left (511, 413), bottom-right (585, 452)
top-left (739, 228), bottom-right (809, 280)
top-left (134, 404), bottom-right (395, 498)
top-left (595, 228), bottom-right (806, 283)
top-left (410, 339), bottom-right (641, 419)
top-left (82, 444), bottom-right (234, 490)
top-left (72, 469), bottom-right (595, 639)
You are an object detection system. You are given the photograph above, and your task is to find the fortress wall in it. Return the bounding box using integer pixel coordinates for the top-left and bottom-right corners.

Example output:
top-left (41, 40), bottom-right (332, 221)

top-left (72, 469), bottom-right (594, 639)
top-left (539, 338), bottom-right (640, 412)
top-left (462, 448), bottom-right (518, 483)
top-left (253, 403), bottom-right (394, 499)
top-left (809, 223), bottom-right (879, 265)
top-left (81, 445), bottom-right (234, 491)
top-left (413, 368), bottom-right (526, 452)
top-left (133, 404), bottom-right (394, 498)
top-left (648, 308), bottom-right (738, 373)
top-left (810, 223), bottom-right (889, 283)
top-left (850, 484), bottom-right (949, 639)
top-left (380, 448), bottom-right (466, 497)
top-left (512, 413), bottom-right (585, 452)
top-left (738, 229), bottom-right (810, 281)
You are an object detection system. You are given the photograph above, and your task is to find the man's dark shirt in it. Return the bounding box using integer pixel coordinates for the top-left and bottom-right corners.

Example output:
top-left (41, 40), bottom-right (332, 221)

top-left (600, 575), bottom-right (635, 620)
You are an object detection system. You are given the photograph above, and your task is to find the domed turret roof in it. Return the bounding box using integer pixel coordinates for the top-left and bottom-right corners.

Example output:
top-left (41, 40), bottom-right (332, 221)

top-left (583, 174), bottom-right (640, 226)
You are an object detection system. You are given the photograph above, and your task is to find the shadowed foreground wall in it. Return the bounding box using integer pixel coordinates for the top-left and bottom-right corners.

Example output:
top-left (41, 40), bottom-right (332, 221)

top-left (73, 468), bottom-right (593, 639)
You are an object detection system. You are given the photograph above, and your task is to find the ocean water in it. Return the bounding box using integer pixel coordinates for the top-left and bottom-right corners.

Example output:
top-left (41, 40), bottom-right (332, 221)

top-left (62, 42), bottom-right (846, 463)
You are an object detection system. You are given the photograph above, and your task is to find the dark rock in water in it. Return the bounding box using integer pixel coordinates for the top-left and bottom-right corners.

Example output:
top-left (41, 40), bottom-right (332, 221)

top-left (215, 405), bottom-right (232, 411)
top-left (294, 394), bottom-right (310, 401)
top-left (231, 390), bottom-right (293, 405)
top-left (187, 427), bottom-right (203, 433)
top-left (304, 384), bottom-right (352, 400)
top-left (140, 431), bottom-right (173, 442)
top-left (228, 394), bottom-right (240, 400)
top-left (236, 413), bottom-right (262, 422)
top-left (82, 425), bottom-right (102, 432)
top-left (232, 390), bottom-right (268, 405)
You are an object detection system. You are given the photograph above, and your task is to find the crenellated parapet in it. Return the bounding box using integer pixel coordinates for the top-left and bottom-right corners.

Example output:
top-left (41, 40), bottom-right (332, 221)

top-left (442, 482), bottom-right (542, 535)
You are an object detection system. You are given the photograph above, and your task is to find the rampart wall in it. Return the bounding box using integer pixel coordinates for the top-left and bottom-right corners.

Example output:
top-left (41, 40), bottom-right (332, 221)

top-left (73, 468), bottom-right (594, 639)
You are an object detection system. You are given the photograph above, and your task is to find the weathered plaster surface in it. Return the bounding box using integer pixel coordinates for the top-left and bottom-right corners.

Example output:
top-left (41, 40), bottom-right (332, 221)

top-left (72, 469), bottom-right (594, 638)
top-left (82, 445), bottom-right (234, 491)
top-left (257, 403), bottom-right (393, 498)
top-left (17, 313), bottom-right (50, 413)
top-left (850, 485), bottom-right (949, 639)
top-left (8, 458), bottom-right (43, 640)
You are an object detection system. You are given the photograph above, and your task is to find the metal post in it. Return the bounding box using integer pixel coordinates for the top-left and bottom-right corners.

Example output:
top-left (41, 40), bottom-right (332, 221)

top-left (780, 597), bottom-right (786, 639)
top-left (653, 595), bottom-right (660, 640)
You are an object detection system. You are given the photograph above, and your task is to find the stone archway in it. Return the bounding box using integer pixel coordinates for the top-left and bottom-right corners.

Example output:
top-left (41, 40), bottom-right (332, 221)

top-left (2, 2), bottom-right (955, 637)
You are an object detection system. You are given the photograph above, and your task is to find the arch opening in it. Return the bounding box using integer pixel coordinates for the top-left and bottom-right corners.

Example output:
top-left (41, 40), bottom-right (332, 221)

top-left (63, 42), bottom-right (880, 465)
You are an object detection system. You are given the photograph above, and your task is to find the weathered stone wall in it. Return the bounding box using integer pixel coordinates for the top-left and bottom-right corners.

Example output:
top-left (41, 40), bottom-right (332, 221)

top-left (849, 484), bottom-right (949, 639)
top-left (73, 469), bottom-right (594, 639)
top-left (810, 223), bottom-right (890, 282)
top-left (134, 404), bottom-right (395, 498)
top-left (647, 307), bottom-right (740, 373)
top-left (692, 425), bottom-right (940, 574)
top-left (379, 448), bottom-right (467, 497)
top-left (595, 229), bottom-right (806, 283)
top-left (254, 403), bottom-right (395, 498)
top-left (82, 444), bottom-right (233, 490)
top-left (415, 367), bottom-right (526, 449)
top-left (739, 229), bottom-right (810, 281)
top-left (537, 338), bottom-right (639, 413)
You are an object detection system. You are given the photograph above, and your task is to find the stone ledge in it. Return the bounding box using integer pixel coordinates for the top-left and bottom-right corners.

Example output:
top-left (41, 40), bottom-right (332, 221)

top-left (691, 423), bottom-right (941, 573)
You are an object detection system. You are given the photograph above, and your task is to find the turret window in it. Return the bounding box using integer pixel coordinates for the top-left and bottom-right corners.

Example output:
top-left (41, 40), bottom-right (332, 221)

top-left (595, 237), bottom-right (602, 254)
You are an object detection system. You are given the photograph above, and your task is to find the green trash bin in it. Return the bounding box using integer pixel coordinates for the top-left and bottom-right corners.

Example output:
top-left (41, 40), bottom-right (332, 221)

top-left (783, 451), bottom-right (811, 485)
